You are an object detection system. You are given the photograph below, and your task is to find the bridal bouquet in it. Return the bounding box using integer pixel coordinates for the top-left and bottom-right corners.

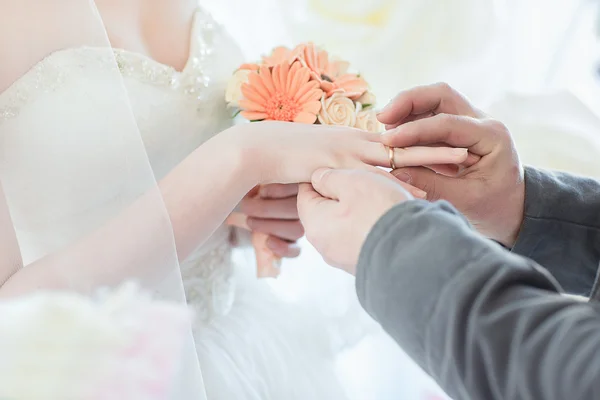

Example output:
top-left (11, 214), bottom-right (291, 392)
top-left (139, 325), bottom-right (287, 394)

top-left (225, 43), bottom-right (383, 277)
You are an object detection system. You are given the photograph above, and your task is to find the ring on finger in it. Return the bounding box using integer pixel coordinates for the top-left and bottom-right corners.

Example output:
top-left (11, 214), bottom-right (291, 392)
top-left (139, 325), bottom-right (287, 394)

top-left (386, 145), bottom-right (397, 170)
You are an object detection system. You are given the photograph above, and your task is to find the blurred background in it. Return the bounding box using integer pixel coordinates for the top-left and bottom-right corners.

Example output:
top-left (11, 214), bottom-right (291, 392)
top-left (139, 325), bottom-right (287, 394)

top-left (204, 0), bottom-right (600, 176)
top-left (205, 1), bottom-right (600, 398)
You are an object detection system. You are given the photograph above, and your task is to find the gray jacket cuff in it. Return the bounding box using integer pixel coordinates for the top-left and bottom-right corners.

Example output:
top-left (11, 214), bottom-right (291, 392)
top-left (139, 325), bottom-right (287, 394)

top-left (512, 166), bottom-right (600, 295)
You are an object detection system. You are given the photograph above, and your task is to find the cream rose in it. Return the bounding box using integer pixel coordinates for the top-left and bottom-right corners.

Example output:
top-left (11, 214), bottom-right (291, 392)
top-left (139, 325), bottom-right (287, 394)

top-left (355, 108), bottom-right (383, 133)
top-left (225, 69), bottom-right (251, 108)
top-left (318, 93), bottom-right (357, 127)
top-left (357, 91), bottom-right (377, 108)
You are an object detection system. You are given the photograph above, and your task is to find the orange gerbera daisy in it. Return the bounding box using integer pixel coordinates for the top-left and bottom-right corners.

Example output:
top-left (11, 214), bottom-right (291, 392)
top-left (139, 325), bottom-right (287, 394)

top-left (239, 46), bottom-right (304, 71)
top-left (299, 43), bottom-right (368, 100)
top-left (239, 61), bottom-right (323, 123)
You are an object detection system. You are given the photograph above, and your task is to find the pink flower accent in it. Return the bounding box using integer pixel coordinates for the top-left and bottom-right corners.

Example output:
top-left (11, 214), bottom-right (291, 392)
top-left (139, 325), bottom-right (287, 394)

top-left (239, 46), bottom-right (304, 71)
top-left (240, 61), bottom-right (323, 123)
top-left (298, 43), bottom-right (368, 100)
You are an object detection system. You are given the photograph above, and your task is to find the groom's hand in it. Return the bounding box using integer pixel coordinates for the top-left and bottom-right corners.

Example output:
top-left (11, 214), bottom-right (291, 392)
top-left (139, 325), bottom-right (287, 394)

top-left (297, 169), bottom-right (411, 274)
top-left (378, 82), bottom-right (525, 248)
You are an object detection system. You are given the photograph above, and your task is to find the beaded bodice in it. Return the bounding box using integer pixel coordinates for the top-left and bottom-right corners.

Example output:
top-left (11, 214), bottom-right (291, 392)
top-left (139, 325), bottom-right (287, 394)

top-left (0, 9), bottom-right (243, 322)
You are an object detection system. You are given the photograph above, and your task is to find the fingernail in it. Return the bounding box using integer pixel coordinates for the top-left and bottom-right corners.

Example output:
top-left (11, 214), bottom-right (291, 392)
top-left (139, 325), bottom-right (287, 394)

top-left (258, 186), bottom-right (269, 198)
top-left (226, 213), bottom-right (251, 230)
top-left (394, 171), bottom-right (412, 184)
top-left (381, 127), bottom-right (396, 136)
top-left (413, 189), bottom-right (427, 199)
top-left (313, 168), bottom-right (332, 183)
top-left (378, 99), bottom-right (393, 114)
top-left (452, 148), bottom-right (468, 157)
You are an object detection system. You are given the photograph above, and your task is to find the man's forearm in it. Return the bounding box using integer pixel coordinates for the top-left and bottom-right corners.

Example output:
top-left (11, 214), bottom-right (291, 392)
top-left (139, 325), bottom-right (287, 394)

top-left (357, 201), bottom-right (600, 400)
top-left (512, 167), bottom-right (600, 295)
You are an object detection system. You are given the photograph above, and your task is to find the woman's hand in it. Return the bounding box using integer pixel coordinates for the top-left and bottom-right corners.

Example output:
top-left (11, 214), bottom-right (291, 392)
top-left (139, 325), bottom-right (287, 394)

top-left (231, 121), bottom-right (469, 198)
top-left (236, 184), bottom-right (303, 259)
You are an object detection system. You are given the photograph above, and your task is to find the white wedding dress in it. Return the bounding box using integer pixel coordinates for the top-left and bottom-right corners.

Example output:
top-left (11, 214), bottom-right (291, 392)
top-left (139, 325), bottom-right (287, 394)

top-left (0, 7), bottom-right (382, 400)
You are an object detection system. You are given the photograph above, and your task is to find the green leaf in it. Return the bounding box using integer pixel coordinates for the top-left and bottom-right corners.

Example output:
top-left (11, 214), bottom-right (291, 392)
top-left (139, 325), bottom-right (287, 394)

top-left (361, 103), bottom-right (373, 109)
top-left (232, 109), bottom-right (242, 119)
top-left (250, 119), bottom-right (265, 122)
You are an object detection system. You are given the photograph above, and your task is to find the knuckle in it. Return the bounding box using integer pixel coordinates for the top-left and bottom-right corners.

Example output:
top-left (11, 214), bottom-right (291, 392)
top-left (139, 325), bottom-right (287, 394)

top-left (482, 118), bottom-right (510, 140)
top-left (433, 81), bottom-right (453, 93)
top-left (419, 177), bottom-right (440, 201)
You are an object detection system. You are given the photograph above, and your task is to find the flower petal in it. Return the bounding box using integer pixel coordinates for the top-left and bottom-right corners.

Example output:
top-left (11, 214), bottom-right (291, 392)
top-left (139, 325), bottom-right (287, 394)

top-left (287, 62), bottom-right (302, 93)
top-left (259, 67), bottom-right (277, 94)
top-left (248, 70), bottom-right (271, 99)
top-left (320, 81), bottom-right (335, 93)
top-left (239, 99), bottom-right (266, 112)
top-left (290, 64), bottom-right (311, 96)
top-left (279, 62), bottom-right (290, 92)
top-left (297, 85), bottom-right (322, 104)
top-left (294, 80), bottom-right (320, 102)
top-left (272, 64), bottom-right (283, 93)
top-left (242, 86), bottom-right (268, 105)
top-left (239, 63), bottom-right (260, 71)
top-left (294, 111), bottom-right (318, 124)
top-left (301, 100), bottom-right (322, 114)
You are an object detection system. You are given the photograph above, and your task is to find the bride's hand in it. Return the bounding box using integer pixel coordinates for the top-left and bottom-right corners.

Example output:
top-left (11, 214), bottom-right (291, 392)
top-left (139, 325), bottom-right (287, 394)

top-left (232, 121), bottom-right (469, 192)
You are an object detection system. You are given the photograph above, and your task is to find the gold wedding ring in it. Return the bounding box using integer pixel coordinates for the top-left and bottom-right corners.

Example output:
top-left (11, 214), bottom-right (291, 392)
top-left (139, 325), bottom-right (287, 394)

top-left (387, 145), bottom-right (397, 170)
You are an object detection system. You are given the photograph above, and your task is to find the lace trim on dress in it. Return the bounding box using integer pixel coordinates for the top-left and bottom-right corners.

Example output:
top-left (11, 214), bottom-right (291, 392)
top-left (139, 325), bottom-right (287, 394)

top-left (0, 9), bottom-right (218, 122)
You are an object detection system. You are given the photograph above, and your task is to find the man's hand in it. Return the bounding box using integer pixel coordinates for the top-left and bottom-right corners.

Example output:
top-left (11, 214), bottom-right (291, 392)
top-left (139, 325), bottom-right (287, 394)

top-left (239, 184), bottom-right (303, 258)
top-left (379, 82), bottom-right (525, 247)
top-left (297, 169), bottom-right (411, 274)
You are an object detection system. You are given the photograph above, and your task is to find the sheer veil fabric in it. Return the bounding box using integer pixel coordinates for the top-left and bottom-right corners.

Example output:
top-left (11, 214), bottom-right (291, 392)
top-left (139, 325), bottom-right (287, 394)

top-left (0, 2), bottom-right (207, 398)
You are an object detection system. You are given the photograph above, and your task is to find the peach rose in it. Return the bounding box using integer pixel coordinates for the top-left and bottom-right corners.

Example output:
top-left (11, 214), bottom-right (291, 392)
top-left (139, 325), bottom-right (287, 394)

top-left (318, 93), bottom-right (357, 127)
top-left (225, 69), bottom-right (251, 108)
top-left (355, 108), bottom-right (383, 133)
top-left (357, 91), bottom-right (377, 108)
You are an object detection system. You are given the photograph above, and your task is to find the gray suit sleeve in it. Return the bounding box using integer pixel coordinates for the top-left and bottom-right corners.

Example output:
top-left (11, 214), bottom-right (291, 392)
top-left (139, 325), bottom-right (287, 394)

top-left (512, 166), bottom-right (600, 295)
top-left (356, 200), bottom-right (600, 400)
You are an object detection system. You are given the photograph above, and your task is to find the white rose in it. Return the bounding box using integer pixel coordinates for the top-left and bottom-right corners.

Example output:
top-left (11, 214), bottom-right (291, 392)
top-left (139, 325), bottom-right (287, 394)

top-left (225, 69), bottom-right (251, 108)
top-left (318, 93), bottom-right (357, 127)
top-left (355, 108), bottom-right (383, 133)
top-left (357, 91), bottom-right (377, 108)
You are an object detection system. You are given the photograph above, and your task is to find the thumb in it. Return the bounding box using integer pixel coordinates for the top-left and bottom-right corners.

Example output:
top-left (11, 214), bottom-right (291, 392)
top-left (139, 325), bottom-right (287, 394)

top-left (311, 168), bottom-right (354, 201)
top-left (391, 167), bottom-right (466, 203)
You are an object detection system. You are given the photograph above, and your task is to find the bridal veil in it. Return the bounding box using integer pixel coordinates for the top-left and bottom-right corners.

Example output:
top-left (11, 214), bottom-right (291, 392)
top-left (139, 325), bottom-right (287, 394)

top-left (0, 1), bottom-right (207, 398)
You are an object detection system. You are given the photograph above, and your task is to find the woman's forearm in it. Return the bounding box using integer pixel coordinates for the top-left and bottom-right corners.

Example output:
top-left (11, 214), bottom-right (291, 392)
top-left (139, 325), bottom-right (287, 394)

top-left (0, 126), bottom-right (259, 297)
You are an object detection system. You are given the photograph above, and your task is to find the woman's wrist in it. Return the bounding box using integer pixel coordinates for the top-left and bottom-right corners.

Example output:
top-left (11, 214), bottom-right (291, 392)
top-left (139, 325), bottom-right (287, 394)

top-left (224, 123), bottom-right (275, 184)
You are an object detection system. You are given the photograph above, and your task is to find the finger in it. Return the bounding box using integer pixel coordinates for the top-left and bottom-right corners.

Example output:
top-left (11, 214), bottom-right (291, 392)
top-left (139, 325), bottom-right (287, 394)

top-left (297, 182), bottom-right (337, 227)
top-left (266, 236), bottom-right (301, 258)
top-left (246, 218), bottom-right (304, 241)
top-left (385, 110), bottom-right (436, 130)
top-left (258, 184), bottom-right (299, 199)
top-left (381, 114), bottom-right (495, 156)
top-left (391, 146), bottom-right (468, 168)
top-left (391, 166), bottom-right (470, 203)
top-left (226, 212), bottom-right (250, 230)
top-left (310, 168), bottom-right (353, 201)
top-left (362, 141), bottom-right (469, 169)
top-left (377, 82), bottom-right (482, 125)
top-left (240, 196), bottom-right (299, 220)
top-left (355, 164), bottom-right (426, 199)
